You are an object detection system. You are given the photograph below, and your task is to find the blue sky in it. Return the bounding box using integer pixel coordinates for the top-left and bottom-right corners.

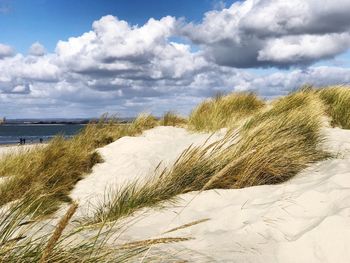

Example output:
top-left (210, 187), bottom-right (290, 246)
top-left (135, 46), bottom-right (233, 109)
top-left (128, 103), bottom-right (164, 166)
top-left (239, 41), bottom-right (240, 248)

top-left (0, 0), bottom-right (350, 118)
top-left (0, 0), bottom-right (234, 53)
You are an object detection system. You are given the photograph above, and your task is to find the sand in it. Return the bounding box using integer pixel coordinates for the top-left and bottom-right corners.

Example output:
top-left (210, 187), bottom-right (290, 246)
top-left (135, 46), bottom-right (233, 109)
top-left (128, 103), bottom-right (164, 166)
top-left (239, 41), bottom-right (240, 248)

top-left (70, 126), bottom-right (226, 216)
top-left (69, 126), bottom-right (350, 262)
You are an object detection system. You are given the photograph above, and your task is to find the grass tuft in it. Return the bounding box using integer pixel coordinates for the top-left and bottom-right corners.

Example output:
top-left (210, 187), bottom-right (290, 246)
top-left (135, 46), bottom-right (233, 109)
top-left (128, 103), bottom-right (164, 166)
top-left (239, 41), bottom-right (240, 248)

top-left (160, 111), bottom-right (188, 127)
top-left (189, 92), bottom-right (265, 131)
top-left (0, 196), bottom-right (182, 262)
top-left (316, 86), bottom-right (350, 129)
top-left (130, 113), bottom-right (159, 133)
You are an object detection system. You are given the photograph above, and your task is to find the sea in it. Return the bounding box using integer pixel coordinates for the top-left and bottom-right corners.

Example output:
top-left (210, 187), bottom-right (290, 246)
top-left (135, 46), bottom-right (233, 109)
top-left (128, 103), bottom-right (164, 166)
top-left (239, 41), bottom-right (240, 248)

top-left (0, 124), bottom-right (85, 145)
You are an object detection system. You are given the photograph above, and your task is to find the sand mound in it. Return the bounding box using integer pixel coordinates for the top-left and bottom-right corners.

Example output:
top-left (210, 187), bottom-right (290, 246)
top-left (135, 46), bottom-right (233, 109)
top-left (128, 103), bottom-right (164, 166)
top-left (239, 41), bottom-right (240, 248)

top-left (42, 126), bottom-right (350, 261)
top-left (70, 126), bottom-right (225, 216)
top-left (68, 126), bottom-right (350, 262)
top-left (108, 127), bottom-right (350, 262)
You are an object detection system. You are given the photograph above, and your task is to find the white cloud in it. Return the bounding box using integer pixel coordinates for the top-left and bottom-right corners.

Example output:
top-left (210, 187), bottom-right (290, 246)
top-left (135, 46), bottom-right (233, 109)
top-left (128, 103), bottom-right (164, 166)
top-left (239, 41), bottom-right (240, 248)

top-left (182, 0), bottom-right (350, 68)
top-left (29, 42), bottom-right (46, 56)
top-left (0, 7), bottom-right (350, 118)
top-left (258, 33), bottom-right (350, 66)
top-left (0, 43), bottom-right (14, 59)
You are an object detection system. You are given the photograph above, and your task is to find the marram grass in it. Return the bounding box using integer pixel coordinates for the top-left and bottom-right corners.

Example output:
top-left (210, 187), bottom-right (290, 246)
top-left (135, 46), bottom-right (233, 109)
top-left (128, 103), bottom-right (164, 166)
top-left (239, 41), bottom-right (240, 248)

top-left (189, 92), bottom-right (265, 131)
top-left (316, 86), bottom-right (350, 129)
top-left (90, 91), bottom-right (329, 223)
top-left (160, 111), bottom-right (188, 127)
top-left (0, 196), bottom-right (185, 263)
top-left (0, 114), bottom-right (159, 216)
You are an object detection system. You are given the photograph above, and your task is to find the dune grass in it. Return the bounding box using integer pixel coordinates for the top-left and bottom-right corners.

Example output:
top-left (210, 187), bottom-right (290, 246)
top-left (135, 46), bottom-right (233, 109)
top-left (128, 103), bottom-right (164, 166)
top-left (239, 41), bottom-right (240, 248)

top-left (160, 111), bottom-right (188, 127)
top-left (0, 196), bottom-right (184, 262)
top-left (316, 86), bottom-right (350, 129)
top-left (0, 114), bottom-right (159, 216)
top-left (189, 92), bottom-right (265, 132)
top-left (89, 91), bottom-right (329, 223)
top-left (129, 113), bottom-right (159, 133)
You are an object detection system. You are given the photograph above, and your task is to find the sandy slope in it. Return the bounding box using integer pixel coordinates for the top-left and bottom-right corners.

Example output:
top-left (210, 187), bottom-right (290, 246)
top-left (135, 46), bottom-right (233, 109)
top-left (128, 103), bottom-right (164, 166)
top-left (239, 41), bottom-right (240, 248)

top-left (70, 126), bottom-right (226, 216)
top-left (108, 127), bottom-right (350, 262)
top-left (68, 126), bottom-right (350, 262)
top-left (3, 126), bottom-right (349, 262)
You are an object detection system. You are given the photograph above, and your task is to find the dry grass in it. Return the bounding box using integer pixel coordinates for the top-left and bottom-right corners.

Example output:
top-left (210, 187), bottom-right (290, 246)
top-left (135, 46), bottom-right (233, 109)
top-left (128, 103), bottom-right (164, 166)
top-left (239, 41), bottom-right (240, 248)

top-left (0, 196), bottom-right (182, 262)
top-left (0, 136), bottom-right (102, 215)
top-left (230, 92), bottom-right (329, 187)
top-left (0, 114), bottom-right (159, 216)
top-left (130, 113), bottom-right (159, 133)
top-left (160, 112), bottom-right (188, 127)
top-left (40, 202), bottom-right (78, 263)
top-left (189, 92), bottom-right (265, 131)
top-left (90, 91), bottom-right (328, 223)
top-left (118, 237), bottom-right (192, 250)
top-left (316, 86), bottom-right (350, 129)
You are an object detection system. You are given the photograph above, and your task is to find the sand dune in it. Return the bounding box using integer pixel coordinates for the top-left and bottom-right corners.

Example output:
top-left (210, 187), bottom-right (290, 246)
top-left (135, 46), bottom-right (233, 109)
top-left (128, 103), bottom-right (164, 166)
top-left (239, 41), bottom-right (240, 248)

top-left (70, 126), bottom-right (226, 216)
top-left (2, 126), bottom-right (349, 262)
top-left (69, 126), bottom-right (350, 262)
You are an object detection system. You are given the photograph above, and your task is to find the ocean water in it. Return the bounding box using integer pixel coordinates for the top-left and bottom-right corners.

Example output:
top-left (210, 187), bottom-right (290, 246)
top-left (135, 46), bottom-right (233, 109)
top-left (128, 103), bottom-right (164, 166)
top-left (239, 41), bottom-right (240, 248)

top-left (0, 124), bottom-right (85, 145)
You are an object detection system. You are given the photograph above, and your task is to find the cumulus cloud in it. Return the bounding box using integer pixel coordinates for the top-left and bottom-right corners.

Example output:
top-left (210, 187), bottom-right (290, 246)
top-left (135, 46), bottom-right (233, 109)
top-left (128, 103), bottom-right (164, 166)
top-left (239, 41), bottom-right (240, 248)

top-left (0, 15), bottom-right (210, 117)
top-left (54, 15), bottom-right (207, 81)
top-left (258, 33), bottom-right (350, 66)
top-left (236, 66), bottom-right (350, 97)
top-left (0, 43), bottom-right (14, 59)
top-left (29, 42), bottom-right (46, 56)
top-left (0, 7), bottom-right (350, 118)
top-left (182, 0), bottom-right (350, 68)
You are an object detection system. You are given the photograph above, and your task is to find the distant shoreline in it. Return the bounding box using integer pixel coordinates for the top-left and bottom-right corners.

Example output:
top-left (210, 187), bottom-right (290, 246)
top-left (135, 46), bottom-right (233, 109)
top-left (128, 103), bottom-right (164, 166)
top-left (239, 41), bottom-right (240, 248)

top-left (0, 118), bottom-right (134, 126)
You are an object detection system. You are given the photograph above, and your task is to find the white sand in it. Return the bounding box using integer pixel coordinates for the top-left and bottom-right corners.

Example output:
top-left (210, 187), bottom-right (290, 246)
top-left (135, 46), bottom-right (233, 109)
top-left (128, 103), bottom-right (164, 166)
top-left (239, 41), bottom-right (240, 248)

top-left (3, 126), bottom-right (350, 262)
top-left (70, 126), bottom-right (226, 216)
top-left (103, 127), bottom-right (350, 262)
top-left (68, 126), bottom-right (350, 262)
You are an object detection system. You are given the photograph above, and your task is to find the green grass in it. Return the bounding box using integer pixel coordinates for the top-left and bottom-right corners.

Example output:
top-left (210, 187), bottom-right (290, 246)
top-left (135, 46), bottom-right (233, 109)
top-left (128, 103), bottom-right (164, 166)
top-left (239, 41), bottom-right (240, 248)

top-left (189, 92), bottom-right (265, 132)
top-left (89, 91), bottom-right (329, 223)
top-left (0, 114), bottom-right (159, 216)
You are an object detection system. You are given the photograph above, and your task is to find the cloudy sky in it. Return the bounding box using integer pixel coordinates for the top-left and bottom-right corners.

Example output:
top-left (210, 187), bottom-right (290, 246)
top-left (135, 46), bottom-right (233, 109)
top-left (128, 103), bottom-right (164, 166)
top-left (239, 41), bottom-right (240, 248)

top-left (1, 0), bottom-right (350, 118)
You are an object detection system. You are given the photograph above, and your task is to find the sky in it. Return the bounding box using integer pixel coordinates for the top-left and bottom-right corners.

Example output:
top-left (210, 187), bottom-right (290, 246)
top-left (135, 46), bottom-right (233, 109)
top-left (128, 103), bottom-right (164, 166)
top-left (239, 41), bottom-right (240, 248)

top-left (0, 0), bottom-right (350, 118)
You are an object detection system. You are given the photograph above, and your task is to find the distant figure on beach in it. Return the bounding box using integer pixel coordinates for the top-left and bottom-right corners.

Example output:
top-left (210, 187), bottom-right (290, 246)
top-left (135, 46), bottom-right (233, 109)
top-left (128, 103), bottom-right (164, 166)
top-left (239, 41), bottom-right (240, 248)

top-left (19, 138), bottom-right (23, 145)
top-left (23, 138), bottom-right (26, 144)
top-left (40, 138), bottom-right (43, 143)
